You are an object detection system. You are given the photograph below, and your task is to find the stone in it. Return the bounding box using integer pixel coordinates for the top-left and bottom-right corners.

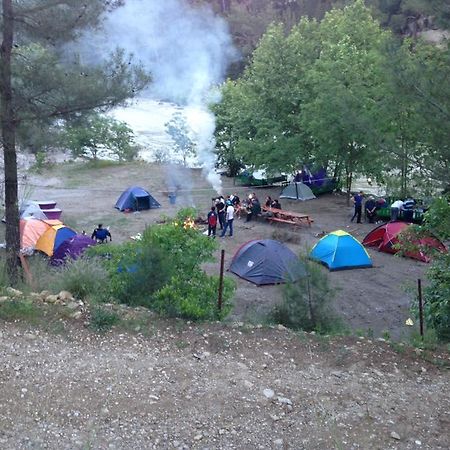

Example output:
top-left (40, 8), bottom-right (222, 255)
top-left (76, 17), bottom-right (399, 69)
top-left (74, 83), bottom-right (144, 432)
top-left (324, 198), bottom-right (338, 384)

top-left (263, 389), bottom-right (275, 399)
top-left (57, 291), bottom-right (74, 301)
top-left (6, 287), bottom-right (22, 297)
top-left (277, 397), bottom-right (292, 406)
top-left (45, 294), bottom-right (58, 304)
top-left (390, 432), bottom-right (401, 440)
top-left (66, 301), bottom-right (80, 310)
top-left (0, 296), bottom-right (9, 303)
top-left (71, 311), bottom-right (83, 320)
top-left (274, 439), bottom-right (283, 447)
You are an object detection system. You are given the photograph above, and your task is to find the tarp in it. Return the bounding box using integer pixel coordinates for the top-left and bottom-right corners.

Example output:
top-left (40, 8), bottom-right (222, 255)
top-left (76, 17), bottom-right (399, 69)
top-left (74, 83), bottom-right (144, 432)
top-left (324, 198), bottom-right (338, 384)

top-left (280, 182), bottom-right (316, 201)
top-left (35, 224), bottom-right (77, 257)
top-left (362, 221), bottom-right (447, 262)
top-left (115, 186), bottom-right (161, 211)
top-left (20, 203), bottom-right (47, 220)
top-left (229, 239), bottom-right (306, 285)
top-left (310, 230), bottom-right (373, 270)
top-left (51, 234), bottom-right (96, 265)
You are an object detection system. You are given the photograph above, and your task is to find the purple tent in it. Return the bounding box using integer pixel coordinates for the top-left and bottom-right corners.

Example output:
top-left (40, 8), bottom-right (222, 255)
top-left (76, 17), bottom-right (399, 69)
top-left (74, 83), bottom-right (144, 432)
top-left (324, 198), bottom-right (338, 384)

top-left (51, 234), bottom-right (96, 265)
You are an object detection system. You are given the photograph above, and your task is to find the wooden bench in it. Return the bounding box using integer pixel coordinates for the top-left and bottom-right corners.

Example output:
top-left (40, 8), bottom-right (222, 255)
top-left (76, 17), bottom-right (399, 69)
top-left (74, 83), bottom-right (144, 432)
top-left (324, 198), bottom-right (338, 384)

top-left (266, 216), bottom-right (298, 226)
top-left (262, 205), bottom-right (313, 227)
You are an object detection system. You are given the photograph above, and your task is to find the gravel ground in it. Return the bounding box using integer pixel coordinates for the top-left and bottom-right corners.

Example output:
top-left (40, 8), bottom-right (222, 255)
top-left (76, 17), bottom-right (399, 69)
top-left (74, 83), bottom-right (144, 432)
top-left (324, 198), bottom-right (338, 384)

top-left (0, 321), bottom-right (449, 450)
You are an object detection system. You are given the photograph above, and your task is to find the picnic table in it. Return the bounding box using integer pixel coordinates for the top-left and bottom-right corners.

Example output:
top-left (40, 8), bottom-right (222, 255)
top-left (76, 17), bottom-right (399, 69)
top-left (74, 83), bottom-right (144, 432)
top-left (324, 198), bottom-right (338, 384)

top-left (262, 206), bottom-right (313, 227)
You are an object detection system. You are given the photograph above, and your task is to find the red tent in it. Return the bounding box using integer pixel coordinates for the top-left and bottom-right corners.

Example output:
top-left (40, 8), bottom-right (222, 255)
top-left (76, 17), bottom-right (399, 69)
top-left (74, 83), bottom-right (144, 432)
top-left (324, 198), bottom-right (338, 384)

top-left (362, 221), bottom-right (447, 262)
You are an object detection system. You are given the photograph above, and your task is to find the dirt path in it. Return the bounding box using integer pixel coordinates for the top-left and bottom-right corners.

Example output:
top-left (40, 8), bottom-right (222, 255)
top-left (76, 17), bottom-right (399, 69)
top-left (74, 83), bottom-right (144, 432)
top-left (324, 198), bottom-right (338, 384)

top-left (22, 161), bottom-right (427, 339)
top-left (0, 321), bottom-right (449, 449)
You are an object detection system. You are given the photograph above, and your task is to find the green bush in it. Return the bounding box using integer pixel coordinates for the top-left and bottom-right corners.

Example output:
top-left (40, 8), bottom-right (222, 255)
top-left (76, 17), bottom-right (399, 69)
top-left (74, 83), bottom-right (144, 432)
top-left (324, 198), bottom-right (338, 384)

top-left (0, 299), bottom-right (42, 323)
top-left (92, 242), bottom-right (172, 306)
top-left (88, 216), bottom-right (234, 321)
top-left (416, 253), bottom-right (450, 341)
top-left (49, 256), bottom-right (109, 300)
top-left (272, 256), bottom-right (343, 334)
top-left (90, 306), bottom-right (120, 332)
top-left (152, 272), bottom-right (234, 321)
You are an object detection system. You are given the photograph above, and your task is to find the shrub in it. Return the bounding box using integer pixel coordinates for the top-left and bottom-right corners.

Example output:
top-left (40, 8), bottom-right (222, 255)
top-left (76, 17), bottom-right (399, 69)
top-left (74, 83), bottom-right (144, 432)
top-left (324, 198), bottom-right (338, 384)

top-left (49, 256), bottom-right (109, 300)
top-left (152, 272), bottom-right (234, 321)
top-left (272, 255), bottom-right (343, 334)
top-left (0, 299), bottom-right (41, 323)
top-left (90, 306), bottom-right (120, 332)
top-left (416, 253), bottom-right (450, 341)
top-left (93, 242), bottom-right (172, 306)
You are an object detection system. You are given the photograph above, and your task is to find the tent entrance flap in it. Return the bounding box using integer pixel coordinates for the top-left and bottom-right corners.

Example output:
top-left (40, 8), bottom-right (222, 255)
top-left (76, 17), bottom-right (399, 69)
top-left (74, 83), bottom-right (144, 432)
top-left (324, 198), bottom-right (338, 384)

top-left (135, 196), bottom-right (150, 211)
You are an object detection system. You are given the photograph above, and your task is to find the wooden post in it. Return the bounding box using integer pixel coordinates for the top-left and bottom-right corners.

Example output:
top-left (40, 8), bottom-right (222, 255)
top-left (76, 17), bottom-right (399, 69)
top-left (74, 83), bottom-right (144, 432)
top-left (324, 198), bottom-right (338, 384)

top-left (418, 278), bottom-right (424, 337)
top-left (217, 249), bottom-right (225, 311)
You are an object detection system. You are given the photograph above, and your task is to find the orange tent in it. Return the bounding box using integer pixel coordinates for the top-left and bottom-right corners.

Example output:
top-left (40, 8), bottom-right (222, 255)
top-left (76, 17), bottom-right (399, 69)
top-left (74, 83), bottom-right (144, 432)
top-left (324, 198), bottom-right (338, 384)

top-left (35, 224), bottom-right (76, 256)
top-left (20, 218), bottom-right (63, 250)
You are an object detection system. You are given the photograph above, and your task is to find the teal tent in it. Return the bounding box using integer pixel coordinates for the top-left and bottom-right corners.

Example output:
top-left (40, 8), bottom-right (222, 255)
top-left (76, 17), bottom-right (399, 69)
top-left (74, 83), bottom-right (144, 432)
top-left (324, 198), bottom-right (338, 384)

top-left (310, 230), bottom-right (372, 271)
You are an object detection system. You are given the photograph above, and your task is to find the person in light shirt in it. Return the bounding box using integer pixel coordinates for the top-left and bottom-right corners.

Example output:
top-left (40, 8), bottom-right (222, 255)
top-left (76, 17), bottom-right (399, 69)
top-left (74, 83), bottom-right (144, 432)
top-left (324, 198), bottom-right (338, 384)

top-left (390, 199), bottom-right (404, 221)
top-left (220, 200), bottom-right (235, 237)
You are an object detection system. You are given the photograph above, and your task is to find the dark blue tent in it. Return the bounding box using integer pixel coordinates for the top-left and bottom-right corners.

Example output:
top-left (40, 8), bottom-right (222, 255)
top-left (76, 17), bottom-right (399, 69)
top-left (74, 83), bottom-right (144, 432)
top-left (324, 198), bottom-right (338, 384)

top-left (115, 186), bottom-right (160, 211)
top-left (229, 239), bottom-right (306, 285)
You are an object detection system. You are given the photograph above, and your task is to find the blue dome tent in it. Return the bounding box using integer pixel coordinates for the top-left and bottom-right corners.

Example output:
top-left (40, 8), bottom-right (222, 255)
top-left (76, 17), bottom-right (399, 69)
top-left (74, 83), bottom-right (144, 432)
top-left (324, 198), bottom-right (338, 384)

top-left (115, 186), bottom-right (161, 212)
top-left (310, 230), bottom-right (372, 271)
top-left (229, 239), bottom-right (306, 285)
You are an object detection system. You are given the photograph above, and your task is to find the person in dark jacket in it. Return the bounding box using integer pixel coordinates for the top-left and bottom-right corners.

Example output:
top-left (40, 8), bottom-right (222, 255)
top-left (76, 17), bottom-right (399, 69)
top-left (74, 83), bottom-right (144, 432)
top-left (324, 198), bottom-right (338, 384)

top-left (91, 224), bottom-right (112, 243)
top-left (365, 196), bottom-right (377, 223)
top-left (351, 191), bottom-right (364, 223)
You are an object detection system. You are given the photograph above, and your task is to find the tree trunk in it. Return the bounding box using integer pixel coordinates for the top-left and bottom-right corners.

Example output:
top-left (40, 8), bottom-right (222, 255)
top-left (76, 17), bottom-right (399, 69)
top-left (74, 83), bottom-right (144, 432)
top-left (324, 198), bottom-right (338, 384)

top-left (1, 0), bottom-right (20, 283)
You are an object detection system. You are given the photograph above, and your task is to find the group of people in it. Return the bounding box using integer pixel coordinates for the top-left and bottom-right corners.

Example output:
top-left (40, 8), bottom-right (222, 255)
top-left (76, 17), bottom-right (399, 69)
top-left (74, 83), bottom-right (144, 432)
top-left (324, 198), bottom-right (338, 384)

top-left (207, 194), bottom-right (241, 238)
top-left (390, 197), bottom-right (416, 221)
top-left (264, 196), bottom-right (282, 210)
top-left (207, 191), bottom-right (276, 237)
top-left (351, 191), bottom-right (417, 224)
top-left (351, 191), bottom-right (387, 224)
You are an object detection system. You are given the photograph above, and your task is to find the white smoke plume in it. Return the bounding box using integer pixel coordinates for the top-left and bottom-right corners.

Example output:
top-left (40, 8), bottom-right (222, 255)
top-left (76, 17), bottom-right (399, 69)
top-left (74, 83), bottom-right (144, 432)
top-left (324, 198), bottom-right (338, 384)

top-left (72, 0), bottom-right (236, 193)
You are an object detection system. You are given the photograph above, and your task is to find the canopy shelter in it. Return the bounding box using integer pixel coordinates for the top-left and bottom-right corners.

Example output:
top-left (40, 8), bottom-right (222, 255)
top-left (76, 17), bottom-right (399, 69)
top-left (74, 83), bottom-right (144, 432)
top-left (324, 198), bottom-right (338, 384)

top-left (35, 224), bottom-right (76, 257)
top-left (51, 234), bottom-right (96, 266)
top-left (362, 221), bottom-right (447, 263)
top-left (115, 186), bottom-right (161, 211)
top-left (310, 230), bottom-right (372, 270)
top-left (229, 239), bottom-right (306, 285)
top-left (280, 182), bottom-right (316, 201)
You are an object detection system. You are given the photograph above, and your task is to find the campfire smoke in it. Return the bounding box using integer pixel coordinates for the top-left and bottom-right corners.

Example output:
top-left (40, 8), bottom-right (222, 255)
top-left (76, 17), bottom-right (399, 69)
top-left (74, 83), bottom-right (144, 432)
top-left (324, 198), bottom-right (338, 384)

top-left (70, 0), bottom-right (235, 194)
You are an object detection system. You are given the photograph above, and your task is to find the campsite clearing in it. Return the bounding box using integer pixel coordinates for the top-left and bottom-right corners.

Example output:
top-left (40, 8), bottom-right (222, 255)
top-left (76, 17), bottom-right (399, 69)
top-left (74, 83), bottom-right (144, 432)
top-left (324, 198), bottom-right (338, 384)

top-left (20, 159), bottom-right (430, 339)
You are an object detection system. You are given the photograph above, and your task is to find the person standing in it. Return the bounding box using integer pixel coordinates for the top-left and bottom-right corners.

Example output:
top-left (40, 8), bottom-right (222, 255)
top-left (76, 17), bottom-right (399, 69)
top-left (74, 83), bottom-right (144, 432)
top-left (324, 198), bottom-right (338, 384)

top-left (390, 199), bottom-right (404, 221)
top-left (207, 206), bottom-right (218, 237)
top-left (364, 196), bottom-right (377, 223)
top-left (403, 197), bottom-right (415, 222)
top-left (221, 201), bottom-right (235, 237)
top-left (351, 191), bottom-right (364, 223)
top-left (216, 197), bottom-right (225, 230)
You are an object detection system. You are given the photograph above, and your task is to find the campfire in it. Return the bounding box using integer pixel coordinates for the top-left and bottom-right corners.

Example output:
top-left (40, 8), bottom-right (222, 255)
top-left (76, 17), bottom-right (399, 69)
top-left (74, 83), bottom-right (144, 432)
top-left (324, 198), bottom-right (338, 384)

top-left (183, 217), bottom-right (196, 230)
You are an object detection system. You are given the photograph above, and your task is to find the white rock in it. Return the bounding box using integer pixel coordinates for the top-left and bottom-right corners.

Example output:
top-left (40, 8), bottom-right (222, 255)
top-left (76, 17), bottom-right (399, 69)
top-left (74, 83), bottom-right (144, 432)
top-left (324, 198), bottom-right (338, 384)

top-left (263, 389), bottom-right (275, 399)
top-left (390, 431), bottom-right (401, 440)
top-left (6, 287), bottom-right (22, 297)
top-left (57, 290), bottom-right (74, 301)
top-left (45, 294), bottom-right (58, 304)
top-left (277, 397), bottom-right (292, 406)
top-left (274, 439), bottom-right (283, 446)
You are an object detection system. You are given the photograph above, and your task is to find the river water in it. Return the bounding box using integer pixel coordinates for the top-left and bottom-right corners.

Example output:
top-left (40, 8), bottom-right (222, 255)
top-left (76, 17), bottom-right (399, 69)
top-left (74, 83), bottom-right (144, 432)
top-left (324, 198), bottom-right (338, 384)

top-left (111, 98), bottom-right (200, 167)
